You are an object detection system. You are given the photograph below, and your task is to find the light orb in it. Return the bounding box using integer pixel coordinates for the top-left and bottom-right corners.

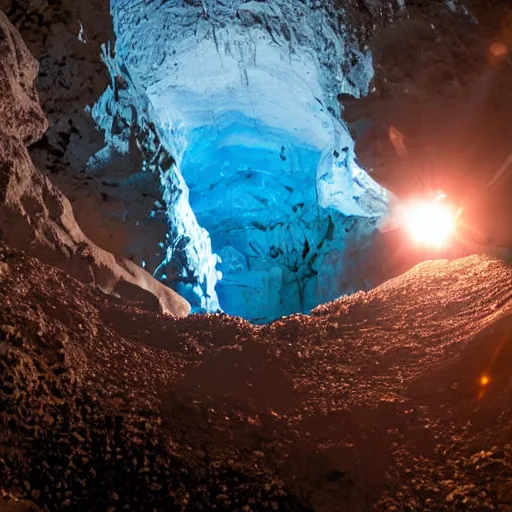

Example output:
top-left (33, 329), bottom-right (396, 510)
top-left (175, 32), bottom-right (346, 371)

top-left (404, 199), bottom-right (456, 247)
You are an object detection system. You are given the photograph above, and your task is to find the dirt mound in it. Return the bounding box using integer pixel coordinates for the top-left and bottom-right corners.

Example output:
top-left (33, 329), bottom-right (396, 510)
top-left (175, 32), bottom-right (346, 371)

top-left (1, 242), bottom-right (512, 510)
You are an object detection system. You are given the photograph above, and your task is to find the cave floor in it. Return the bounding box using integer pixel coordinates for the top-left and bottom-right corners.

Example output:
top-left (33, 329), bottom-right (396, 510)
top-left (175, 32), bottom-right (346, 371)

top-left (1, 243), bottom-right (512, 511)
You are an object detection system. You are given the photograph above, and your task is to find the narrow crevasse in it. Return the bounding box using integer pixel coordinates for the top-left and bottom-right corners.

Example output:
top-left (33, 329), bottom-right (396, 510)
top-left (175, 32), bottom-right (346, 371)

top-left (90, 0), bottom-right (390, 322)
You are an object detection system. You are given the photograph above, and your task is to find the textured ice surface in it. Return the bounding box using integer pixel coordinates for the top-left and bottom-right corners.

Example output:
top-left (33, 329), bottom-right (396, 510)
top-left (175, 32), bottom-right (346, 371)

top-left (92, 0), bottom-right (389, 322)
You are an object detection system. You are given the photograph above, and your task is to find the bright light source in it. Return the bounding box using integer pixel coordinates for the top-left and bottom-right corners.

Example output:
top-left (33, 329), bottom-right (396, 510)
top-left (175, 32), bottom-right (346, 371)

top-left (480, 375), bottom-right (490, 387)
top-left (404, 199), bottom-right (456, 247)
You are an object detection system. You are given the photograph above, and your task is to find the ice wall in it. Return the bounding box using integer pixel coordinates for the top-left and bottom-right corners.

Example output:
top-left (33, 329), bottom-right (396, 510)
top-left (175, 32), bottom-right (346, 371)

top-left (90, 45), bottom-right (221, 312)
top-left (93, 0), bottom-right (388, 322)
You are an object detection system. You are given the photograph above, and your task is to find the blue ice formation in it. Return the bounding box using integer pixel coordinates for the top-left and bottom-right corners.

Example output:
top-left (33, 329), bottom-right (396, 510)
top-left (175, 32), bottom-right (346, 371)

top-left (90, 44), bottom-right (221, 312)
top-left (91, 0), bottom-right (389, 322)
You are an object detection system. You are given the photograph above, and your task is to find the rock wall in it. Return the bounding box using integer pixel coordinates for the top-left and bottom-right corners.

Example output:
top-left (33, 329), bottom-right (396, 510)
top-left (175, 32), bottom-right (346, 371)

top-left (0, 0), bottom-right (177, 283)
top-left (0, 10), bottom-right (190, 317)
top-left (344, 0), bottom-right (512, 249)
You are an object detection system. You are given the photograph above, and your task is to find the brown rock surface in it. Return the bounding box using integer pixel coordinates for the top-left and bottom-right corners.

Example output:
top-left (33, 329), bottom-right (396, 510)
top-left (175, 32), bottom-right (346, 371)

top-left (343, 1), bottom-right (512, 249)
top-left (1, 0), bottom-right (172, 270)
top-left (1, 241), bottom-right (512, 510)
top-left (0, 12), bottom-right (189, 316)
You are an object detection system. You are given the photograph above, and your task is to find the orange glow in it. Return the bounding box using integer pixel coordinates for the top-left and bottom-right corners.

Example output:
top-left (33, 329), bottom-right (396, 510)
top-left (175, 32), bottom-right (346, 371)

top-left (480, 375), bottom-right (490, 387)
top-left (490, 41), bottom-right (508, 59)
top-left (403, 199), bottom-right (456, 247)
top-left (389, 125), bottom-right (408, 158)
top-left (489, 41), bottom-right (508, 65)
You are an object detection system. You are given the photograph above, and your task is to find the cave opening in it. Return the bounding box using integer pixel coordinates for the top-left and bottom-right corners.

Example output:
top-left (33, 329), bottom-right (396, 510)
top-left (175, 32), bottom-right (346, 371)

top-left (85, 0), bottom-right (390, 323)
top-left (177, 112), bottom-right (388, 323)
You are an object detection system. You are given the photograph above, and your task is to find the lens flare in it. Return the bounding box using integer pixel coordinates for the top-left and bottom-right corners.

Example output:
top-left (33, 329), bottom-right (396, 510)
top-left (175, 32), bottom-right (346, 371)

top-left (404, 200), bottom-right (456, 247)
top-left (489, 41), bottom-right (508, 63)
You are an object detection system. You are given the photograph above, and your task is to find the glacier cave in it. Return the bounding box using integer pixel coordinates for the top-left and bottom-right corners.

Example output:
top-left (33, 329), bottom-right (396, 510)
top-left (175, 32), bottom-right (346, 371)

top-left (6, 1), bottom-right (512, 509)
top-left (90, 0), bottom-right (389, 322)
